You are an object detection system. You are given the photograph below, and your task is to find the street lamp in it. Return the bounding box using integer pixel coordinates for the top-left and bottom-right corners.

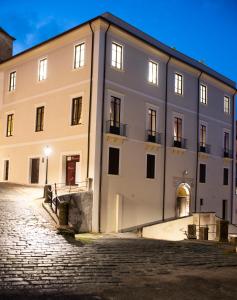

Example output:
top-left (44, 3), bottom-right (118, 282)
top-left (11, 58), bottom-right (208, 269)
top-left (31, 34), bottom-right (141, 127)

top-left (44, 145), bottom-right (52, 185)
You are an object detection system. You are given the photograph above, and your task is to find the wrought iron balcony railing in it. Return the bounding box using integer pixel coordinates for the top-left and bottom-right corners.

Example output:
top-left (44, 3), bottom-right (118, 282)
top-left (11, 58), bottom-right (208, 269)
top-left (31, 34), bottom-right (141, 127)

top-left (106, 120), bottom-right (127, 137)
top-left (173, 136), bottom-right (187, 149)
top-left (199, 142), bottom-right (211, 154)
top-left (223, 148), bottom-right (232, 158)
top-left (146, 130), bottom-right (161, 144)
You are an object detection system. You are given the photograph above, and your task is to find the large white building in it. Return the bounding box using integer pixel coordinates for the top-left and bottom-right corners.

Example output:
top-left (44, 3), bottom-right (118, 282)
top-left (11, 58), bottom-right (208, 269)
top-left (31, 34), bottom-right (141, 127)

top-left (0, 13), bottom-right (236, 233)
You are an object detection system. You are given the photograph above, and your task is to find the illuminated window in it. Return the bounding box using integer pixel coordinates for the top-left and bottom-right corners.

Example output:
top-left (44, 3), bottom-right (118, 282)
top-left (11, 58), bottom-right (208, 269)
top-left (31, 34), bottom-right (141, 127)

top-left (174, 73), bottom-right (183, 95)
top-left (9, 71), bottom-right (16, 91)
top-left (111, 42), bottom-right (123, 70)
top-left (6, 114), bottom-right (14, 137)
top-left (35, 106), bottom-right (44, 132)
top-left (224, 96), bottom-right (230, 114)
top-left (74, 43), bottom-right (85, 69)
top-left (148, 61), bottom-right (158, 85)
top-left (38, 58), bottom-right (47, 81)
top-left (200, 84), bottom-right (207, 104)
top-left (71, 97), bottom-right (82, 125)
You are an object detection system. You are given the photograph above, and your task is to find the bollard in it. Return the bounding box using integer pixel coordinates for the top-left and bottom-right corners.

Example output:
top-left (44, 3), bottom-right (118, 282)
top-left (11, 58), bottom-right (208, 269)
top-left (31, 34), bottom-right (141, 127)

top-left (216, 219), bottom-right (229, 242)
top-left (199, 226), bottom-right (209, 240)
top-left (58, 201), bottom-right (69, 226)
top-left (187, 224), bottom-right (197, 239)
top-left (44, 185), bottom-right (52, 203)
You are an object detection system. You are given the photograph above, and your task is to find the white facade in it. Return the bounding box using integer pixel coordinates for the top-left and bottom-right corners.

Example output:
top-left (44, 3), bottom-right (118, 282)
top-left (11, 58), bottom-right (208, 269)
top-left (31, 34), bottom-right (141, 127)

top-left (0, 13), bottom-right (236, 232)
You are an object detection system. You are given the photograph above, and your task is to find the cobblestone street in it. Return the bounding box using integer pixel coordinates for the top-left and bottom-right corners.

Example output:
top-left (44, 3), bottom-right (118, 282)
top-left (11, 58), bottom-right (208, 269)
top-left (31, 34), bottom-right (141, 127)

top-left (1, 183), bottom-right (237, 299)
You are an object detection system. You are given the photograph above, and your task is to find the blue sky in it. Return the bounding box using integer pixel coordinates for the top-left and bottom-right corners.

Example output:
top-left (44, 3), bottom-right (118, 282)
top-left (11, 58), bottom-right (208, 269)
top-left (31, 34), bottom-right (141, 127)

top-left (0, 0), bottom-right (236, 85)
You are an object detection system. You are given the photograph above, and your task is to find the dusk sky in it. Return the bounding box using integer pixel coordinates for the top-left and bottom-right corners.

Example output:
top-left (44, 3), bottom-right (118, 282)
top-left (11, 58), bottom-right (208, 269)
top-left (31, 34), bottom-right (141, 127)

top-left (0, 0), bottom-right (236, 85)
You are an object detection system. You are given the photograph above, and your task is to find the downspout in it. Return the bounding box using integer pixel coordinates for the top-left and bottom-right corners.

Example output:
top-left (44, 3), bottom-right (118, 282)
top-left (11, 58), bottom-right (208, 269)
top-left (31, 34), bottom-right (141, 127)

top-left (86, 23), bottom-right (95, 179)
top-left (194, 71), bottom-right (203, 212)
top-left (162, 56), bottom-right (171, 221)
top-left (98, 23), bottom-right (111, 232)
top-left (231, 90), bottom-right (237, 223)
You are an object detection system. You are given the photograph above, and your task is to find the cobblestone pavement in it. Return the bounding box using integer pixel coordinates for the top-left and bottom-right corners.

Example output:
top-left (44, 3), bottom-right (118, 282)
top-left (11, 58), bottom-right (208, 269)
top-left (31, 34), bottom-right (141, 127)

top-left (1, 183), bottom-right (237, 300)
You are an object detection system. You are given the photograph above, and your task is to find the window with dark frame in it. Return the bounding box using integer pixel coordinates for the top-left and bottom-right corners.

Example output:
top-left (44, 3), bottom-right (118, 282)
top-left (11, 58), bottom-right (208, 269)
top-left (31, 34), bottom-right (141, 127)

top-left (223, 168), bottom-right (228, 185)
top-left (9, 71), bottom-right (16, 91)
top-left (108, 147), bottom-right (120, 175)
top-left (199, 163), bottom-right (206, 183)
top-left (6, 114), bottom-right (14, 137)
top-left (111, 42), bottom-right (123, 70)
top-left (74, 43), bottom-right (85, 69)
top-left (224, 132), bottom-right (230, 155)
top-left (174, 73), bottom-right (183, 95)
top-left (173, 116), bottom-right (183, 147)
top-left (4, 160), bottom-right (9, 181)
top-left (222, 200), bottom-right (228, 220)
top-left (71, 97), bottom-right (82, 126)
top-left (200, 84), bottom-right (207, 104)
top-left (148, 108), bottom-right (157, 142)
top-left (35, 106), bottom-right (44, 132)
top-left (200, 124), bottom-right (207, 147)
top-left (146, 154), bottom-right (155, 179)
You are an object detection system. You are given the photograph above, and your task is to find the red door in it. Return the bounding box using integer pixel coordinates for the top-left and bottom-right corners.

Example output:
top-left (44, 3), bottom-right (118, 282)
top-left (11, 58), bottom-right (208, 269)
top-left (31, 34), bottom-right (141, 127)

top-left (66, 155), bottom-right (79, 186)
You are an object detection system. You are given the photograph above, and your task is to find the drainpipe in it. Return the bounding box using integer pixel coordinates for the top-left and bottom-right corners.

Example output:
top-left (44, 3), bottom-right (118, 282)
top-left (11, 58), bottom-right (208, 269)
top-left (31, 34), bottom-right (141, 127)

top-left (231, 89), bottom-right (237, 223)
top-left (86, 23), bottom-right (95, 179)
top-left (162, 56), bottom-right (171, 221)
top-left (98, 23), bottom-right (111, 232)
top-left (194, 71), bottom-right (203, 213)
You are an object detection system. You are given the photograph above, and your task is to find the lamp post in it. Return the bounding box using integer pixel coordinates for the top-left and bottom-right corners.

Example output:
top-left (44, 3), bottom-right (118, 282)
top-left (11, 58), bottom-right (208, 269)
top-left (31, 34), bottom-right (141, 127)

top-left (44, 145), bottom-right (52, 185)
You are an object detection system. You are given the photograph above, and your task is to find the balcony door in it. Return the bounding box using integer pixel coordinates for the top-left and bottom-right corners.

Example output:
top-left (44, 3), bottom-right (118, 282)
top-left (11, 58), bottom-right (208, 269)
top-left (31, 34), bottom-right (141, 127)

top-left (110, 96), bottom-right (121, 135)
top-left (173, 117), bottom-right (182, 147)
top-left (148, 108), bottom-right (157, 142)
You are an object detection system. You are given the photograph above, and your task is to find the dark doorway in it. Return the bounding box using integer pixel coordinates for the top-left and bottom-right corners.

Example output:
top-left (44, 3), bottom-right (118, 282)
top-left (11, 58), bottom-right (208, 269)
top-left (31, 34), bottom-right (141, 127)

top-left (4, 160), bottom-right (9, 181)
top-left (30, 158), bottom-right (40, 184)
top-left (66, 155), bottom-right (80, 186)
top-left (222, 200), bottom-right (228, 220)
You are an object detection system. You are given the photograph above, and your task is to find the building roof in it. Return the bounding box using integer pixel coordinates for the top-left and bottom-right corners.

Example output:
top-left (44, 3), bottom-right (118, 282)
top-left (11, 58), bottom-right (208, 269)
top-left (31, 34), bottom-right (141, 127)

top-left (0, 13), bottom-right (236, 89)
top-left (0, 27), bottom-right (15, 40)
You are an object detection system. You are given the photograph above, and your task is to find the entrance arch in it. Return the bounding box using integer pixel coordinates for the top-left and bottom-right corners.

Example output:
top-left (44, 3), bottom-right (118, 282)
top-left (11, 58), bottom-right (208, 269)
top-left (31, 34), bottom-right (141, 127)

top-left (176, 183), bottom-right (191, 217)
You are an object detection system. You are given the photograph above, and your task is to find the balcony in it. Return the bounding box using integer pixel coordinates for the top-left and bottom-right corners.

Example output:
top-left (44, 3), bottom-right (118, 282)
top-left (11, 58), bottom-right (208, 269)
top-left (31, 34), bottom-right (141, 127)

top-left (199, 142), bottom-right (211, 154)
top-left (145, 130), bottom-right (161, 144)
top-left (106, 120), bottom-right (127, 137)
top-left (223, 148), bottom-right (232, 159)
top-left (172, 136), bottom-right (187, 149)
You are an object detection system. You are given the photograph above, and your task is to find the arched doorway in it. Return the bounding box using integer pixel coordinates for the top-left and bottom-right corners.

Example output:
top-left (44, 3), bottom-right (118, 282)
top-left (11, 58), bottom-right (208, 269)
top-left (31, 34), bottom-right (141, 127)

top-left (176, 183), bottom-right (191, 217)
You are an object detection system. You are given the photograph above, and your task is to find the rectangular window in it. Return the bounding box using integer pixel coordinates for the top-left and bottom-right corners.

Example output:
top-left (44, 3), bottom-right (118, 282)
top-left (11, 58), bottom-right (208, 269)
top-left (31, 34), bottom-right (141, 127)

top-left (174, 73), bottom-right (183, 95)
top-left (108, 147), bottom-right (120, 175)
top-left (111, 42), bottom-right (123, 70)
top-left (35, 106), bottom-right (44, 132)
top-left (71, 97), bottom-right (82, 126)
top-left (199, 164), bottom-right (206, 183)
top-left (9, 71), bottom-right (16, 91)
top-left (200, 84), bottom-right (207, 104)
top-left (224, 132), bottom-right (230, 155)
top-left (74, 43), bottom-right (85, 69)
top-left (148, 61), bottom-right (158, 85)
top-left (147, 108), bottom-right (157, 142)
top-left (224, 96), bottom-right (230, 114)
top-left (38, 58), bottom-right (47, 81)
top-left (6, 114), bottom-right (14, 137)
top-left (223, 168), bottom-right (228, 185)
top-left (146, 154), bottom-right (155, 179)
top-left (200, 124), bottom-right (207, 146)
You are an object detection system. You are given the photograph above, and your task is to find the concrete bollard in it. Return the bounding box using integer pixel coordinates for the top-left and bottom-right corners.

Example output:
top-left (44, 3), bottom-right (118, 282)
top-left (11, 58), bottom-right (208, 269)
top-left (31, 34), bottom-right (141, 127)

top-left (44, 185), bottom-right (52, 203)
top-left (216, 219), bottom-right (229, 242)
top-left (58, 201), bottom-right (69, 226)
top-left (199, 226), bottom-right (209, 240)
top-left (187, 224), bottom-right (197, 239)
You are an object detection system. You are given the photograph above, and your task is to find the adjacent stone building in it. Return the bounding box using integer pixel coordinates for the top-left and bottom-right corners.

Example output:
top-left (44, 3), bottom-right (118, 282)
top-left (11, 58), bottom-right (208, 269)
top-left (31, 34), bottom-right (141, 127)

top-left (0, 13), bottom-right (236, 232)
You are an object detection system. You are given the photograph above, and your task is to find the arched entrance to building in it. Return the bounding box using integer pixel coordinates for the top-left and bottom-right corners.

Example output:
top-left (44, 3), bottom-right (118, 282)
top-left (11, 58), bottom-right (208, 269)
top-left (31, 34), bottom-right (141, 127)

top-left (176, 183), bottom-right (191, 217)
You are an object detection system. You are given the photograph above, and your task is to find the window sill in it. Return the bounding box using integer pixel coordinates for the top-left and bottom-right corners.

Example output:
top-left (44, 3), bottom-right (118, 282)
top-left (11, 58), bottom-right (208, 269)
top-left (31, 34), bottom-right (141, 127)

top-left (171, 146), bottom-right (186, 155)
top-left (105, 133), bottom-right (127, 145)
top-left (72, 65), bottom-right (85, 71)
top-left (147, 81), bottom-right (159, 87)
top-left (110, 65), bottom-right (125, 73)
